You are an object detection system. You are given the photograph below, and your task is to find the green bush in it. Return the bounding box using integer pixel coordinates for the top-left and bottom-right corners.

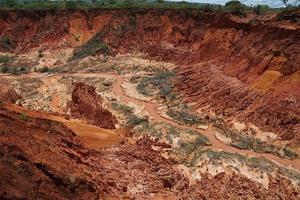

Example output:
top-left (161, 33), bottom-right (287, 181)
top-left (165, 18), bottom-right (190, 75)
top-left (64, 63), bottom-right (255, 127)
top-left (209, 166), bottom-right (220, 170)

top-left (0, 55), bottom-right (11, 63)
top-left (282, 147), bottom-right (298, 159)
top-left (225, 0), bottom-right (245, 15)
top-left (166, 109), bottom-right (202, 126)
top-left (127, 115), bottom-right (149, 126)
top-left (253, 5), bottom-right (271, 15)
top-left (111, 102), bottom-right (134, 115)
top-left (65, 1), bottom-right (78, 9)
top-left (19, 113), bottom-right (28, 121)
top-left (72, 33), bottom-right (110, 60)
top-left (0, 66), bottom-right (8, 73)
top-left (1, 36), bottom-right (12, 50)
top-left (38, 66), bottom-right (49, 73)
top-left (137, 71), bottom-right (175, 97)
top-left (11, 66), bottom-right (26, 75)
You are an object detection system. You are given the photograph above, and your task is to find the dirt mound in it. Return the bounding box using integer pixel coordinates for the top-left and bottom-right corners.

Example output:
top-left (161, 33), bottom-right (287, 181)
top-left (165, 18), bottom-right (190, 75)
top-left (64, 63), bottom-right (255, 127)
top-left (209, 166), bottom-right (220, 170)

top-left (68, 82), bottom-right (117, 129)
top-left (0, 85), bottom-right (21, 104)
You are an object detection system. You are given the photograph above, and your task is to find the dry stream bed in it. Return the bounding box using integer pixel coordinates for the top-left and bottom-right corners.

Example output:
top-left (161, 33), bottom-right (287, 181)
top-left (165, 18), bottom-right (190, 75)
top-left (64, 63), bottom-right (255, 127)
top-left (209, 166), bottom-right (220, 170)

top-left (1, 68), bottom-right (300, 187)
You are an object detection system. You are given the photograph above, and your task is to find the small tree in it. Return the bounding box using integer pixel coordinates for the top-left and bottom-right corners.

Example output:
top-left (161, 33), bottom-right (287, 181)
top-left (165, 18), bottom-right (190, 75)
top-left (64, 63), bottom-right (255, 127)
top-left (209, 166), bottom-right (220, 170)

top-left (1, 36), bottom-right (11, 50)
top-left (225, 1), bottom-right (245, 15)
top-left (65, 1), bottom-right (77, 9)
top-left (281, 0), bottom-right (299, 7)
top-left (0, 66), bottom-right (8, 73)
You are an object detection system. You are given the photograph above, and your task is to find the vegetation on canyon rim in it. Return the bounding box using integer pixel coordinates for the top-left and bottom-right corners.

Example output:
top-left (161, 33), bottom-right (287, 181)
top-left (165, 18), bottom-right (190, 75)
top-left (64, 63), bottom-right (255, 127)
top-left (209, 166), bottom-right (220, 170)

top-left (0, 0), bottom-right (299, 14)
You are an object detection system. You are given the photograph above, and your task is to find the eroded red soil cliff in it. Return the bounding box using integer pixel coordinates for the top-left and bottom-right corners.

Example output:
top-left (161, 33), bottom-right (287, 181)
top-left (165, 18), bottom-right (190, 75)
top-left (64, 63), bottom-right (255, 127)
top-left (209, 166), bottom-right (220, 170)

top-left (67, 82), bottom-right (117, 129)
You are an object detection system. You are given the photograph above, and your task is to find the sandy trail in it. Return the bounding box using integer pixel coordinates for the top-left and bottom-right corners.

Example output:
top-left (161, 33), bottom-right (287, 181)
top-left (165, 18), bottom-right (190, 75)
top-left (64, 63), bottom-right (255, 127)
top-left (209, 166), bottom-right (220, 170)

top-left (3, 72), bottom-right (300, 171)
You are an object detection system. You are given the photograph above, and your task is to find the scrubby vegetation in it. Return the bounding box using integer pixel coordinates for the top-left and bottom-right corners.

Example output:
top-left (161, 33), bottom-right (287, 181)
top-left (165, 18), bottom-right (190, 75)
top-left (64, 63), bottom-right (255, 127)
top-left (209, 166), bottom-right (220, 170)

top-left (127, 115), bottom-right (149, 126)
top-left (166, 107), bottom-right (203, 126)
top-left (225, 0), bottom-right (246, 15)
top-left (188, 148), bottom-right (300, 183)
top-left (72, 33), bottom-right (110, 60)
top-left (112, 102), bottom-right (134, 116)
top-left (1, 36), bottom-right (12, 50)
top-left (0, 0), bottom-right (295, 14)
top-left (136, 121), bottom-right (210, 156)
top-left (0, 65), bottom-right (27, 75)
top-left (111, 102), bottom-right (149, 127)
top-left (37, 66), bottom-right (50, 73)
top-left (19, 113), bottom-right (28, 121)
top-left (215, 127), bottom-right (298, 159)
top-left (0, 55), bottom-right (11, 64)
top-left (137, 70), bottom-right (175, 98)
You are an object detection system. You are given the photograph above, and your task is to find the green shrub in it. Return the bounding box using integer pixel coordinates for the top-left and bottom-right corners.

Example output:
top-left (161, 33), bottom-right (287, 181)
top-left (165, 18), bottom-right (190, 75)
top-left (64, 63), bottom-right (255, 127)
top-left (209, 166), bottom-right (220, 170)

top-left (253, 5), bottom-right (271, 15)
top-left (112, 102), bottom-right (134, 115)
top-left (282, 147), bottom-right (298, 159)
top-left (1, 36), bottom-right (12, 50)
top-left (127, 115), bottom-right (149, 126)
top-left (19, 113), bottom-right (28, 121)
top-left (166, 109), bottom-right (202, 126)
top-left (137, 71), bottom-right (175, 97)
top-left (225, 0), bottom-right (245, 15)
top-left (72, 33), bottom-right (110, 60)
top-left (0, 55), bottom-right (11, 63)
top-left (65, 1), bottom-right (78, 9)
top-left (38, 66), bottom-right (49, 73)
top-left (0, 65), bottom-right (8, 73)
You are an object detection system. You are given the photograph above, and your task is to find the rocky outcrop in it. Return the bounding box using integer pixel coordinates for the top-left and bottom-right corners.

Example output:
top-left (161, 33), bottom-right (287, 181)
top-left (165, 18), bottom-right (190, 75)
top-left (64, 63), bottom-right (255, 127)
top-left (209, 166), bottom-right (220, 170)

top-left (67, 82), bottom-right (117, 129)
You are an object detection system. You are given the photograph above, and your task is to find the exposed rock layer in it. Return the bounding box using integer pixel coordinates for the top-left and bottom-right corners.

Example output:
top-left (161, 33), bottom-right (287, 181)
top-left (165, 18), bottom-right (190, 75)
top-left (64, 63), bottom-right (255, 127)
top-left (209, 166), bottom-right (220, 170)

top-left (67, 82), bottom-right (117, 129)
